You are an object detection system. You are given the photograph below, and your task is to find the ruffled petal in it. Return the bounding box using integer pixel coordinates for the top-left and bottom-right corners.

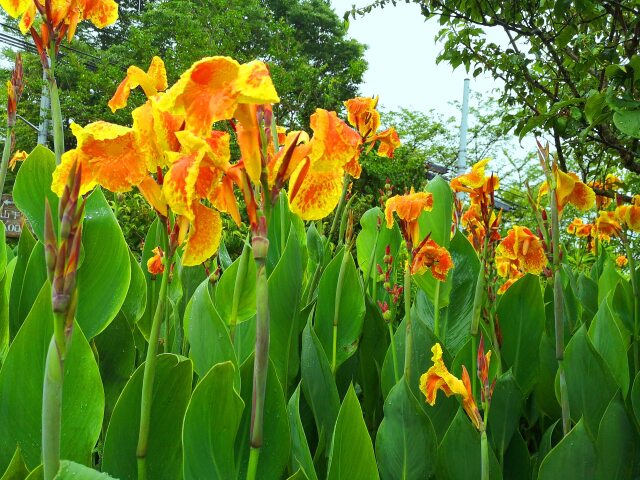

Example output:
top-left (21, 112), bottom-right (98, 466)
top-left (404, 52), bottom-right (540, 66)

top-left (236, 60), bottom-right (280, 104)
top-left (375, 127), bottom-right (401, 158)
top-left (182, 203), bottom-right (222, 266)
top-left (81, 0), bottom-right (118, 28)
top-left (288, 163), bottom-right (344, 221)
top-left (0, 0), bottom-right (31, 18)
top-left (51, 150), bottom-right (97, 197)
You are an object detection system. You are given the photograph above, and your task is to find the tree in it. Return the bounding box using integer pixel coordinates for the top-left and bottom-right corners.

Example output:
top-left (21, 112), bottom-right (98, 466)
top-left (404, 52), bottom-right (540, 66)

top-left (348, 0), bottom-right (640, 187)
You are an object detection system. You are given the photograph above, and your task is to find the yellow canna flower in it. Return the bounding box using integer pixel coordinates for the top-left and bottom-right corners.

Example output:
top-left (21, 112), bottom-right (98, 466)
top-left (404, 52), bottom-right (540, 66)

top-left (615, 204), bottom-right (640, 232)
top-left (595, 211), bottom-right (621, 241)
top-left (539, 166), bottom-right (595, 214)
top-left (411, 238), bottom-right (454, 281)
top-left (566, 218), bottom-right (594, 238)
top-left (8, 149), bottom-right (27, 171)
top-left (616, 255), bottom-right (628, 268)
top-left (495, 226), bottom-right (547, 295)
top-left (108, 56), bottom-right (168, 112)
top-left (384, 188), bottom-right (433, 245)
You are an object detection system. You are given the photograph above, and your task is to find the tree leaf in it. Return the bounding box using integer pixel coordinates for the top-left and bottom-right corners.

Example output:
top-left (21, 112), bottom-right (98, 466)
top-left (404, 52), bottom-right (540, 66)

top-left (327, 384), bottom-right (380, 480)
top-left (613, 109), bottom-right (640, 138)
top-left (183, 362), bottom-right (244, 480)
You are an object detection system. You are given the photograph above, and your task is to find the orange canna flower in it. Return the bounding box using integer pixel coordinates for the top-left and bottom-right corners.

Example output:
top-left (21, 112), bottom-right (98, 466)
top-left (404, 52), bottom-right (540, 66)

top-left (595, 211), bottom-right (621, 241)
top-left (158, 56), bottom-right (279, 135)
top-left (616, 255), bottom-right (628, 268)
top-left (108, 56), bottom-right (168, 112)
top-left (496, 226), bottom-right (547, 276)
top-left (615, 204), bottom-right (640, 232)
top-left (147, 246), bottom-right (165, 275)
top-left (419, 343), bottom-right (483, 430)
top-left (539, 166), bottom-right (595, 214)
top-left (8, 149), bottom-right (27, 171)
top-left (589, 174), bottom-right (621, 210)
top-left (384, 188), bottom-right (433, 244)
top-left (566, 218), bottom-right (594, 238)
top-left (411, 238), bottom-right (454, 281)
top-left (374, 127), bottom-right (401, 158)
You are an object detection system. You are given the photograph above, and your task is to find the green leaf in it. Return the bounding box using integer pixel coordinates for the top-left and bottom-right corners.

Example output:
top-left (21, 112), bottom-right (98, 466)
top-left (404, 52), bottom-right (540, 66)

top-left (235, 357), bottom-right (290, 480)
top-left (497, 274), bottom-right (545, 394)
top-left (534, 333), bottom-right (561, 419)
top-left (610, 280), bottom-right (634, 336)
top-left (538, 419), bottom-right (596, 480)
top-left (563, 326), bottom-right (617, 434)
top-left (54, 461), bottom-right (114, 479)
top-left (437, 409), bottom-right (501, 480)
top-left (138, 219), bottom-right (162, 338)
top-left (0, 447), bottom-right (28, 480)
top-left (8, 227), bottom-right (36, 338)
top-left (597, 259), bottom-right (621, 306)
top-left (327, 385), bottom-right (380, 480)
top-left (630, 371), bottom-right (640, 425)
top-left (93, 313), bottom-right (136, 429)
top-left (186, 280), bottom-right (239, 388)
top-left (215, 244), bottom-right (256, 326)
top-left (17, 243), bottom-right (46, 326)
top-left (487, 371), bottom-right (523, 454)
top-left (588, 300), bottom-right (629, 396)
top-left (300, 324), bottom-right (340, 453)
top-left (269, 228), bottom-right (303, 393)
top-left (0, 282), bottom-right (104, 471)
top-left (183, 362), bottom-right (244, 480)
top-left (596, 396), bottom-right (636, 479)
top-left (577, 274), bottom-right (598, 322)
top-left (76, 189), bottom-right (131, 339)
top-left (0, 270), bottom-right (10, 366)
top-left (102, 354), bottom-right (193, 480)
top-left (613, 109), bottom-right (640, 138)
top-left (375, 379), bottom-right (437, 480)
top-left (315, 248), bottom-right (365, 369)
top-left (121, 252), bottom-right (147, 325)
top-left (355, 207), bottom-right (401, 281)
top-left (287, 386), bottom-right (318, 480)
top-left (503, 430), bottom-right (531, 480)
top-left (12, 145), bottom-right (58, 241)
top-left (24, 465), bottom-right (42, 480)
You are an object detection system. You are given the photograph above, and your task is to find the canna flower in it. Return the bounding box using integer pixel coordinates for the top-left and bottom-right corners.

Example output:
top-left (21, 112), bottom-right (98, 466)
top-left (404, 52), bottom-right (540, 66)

top-left (595, 211), bottom-right (621, 241)
top-left (8, 149), bottom-right (27, 171)
top-left (419, 343), bottom-right (483, 430)
top-left (566, 217), bottom-right (593, 238)
top-left (6, 53), bottom-right (22, 127)
top-left (411, 237), bottom-right (454, 281)
top-left (495, 226), bottom-right (547, 278)
top-left (385, 188), bottom-right (434, 245)
top-left (147, 247), bottom-right (165, 275)
top-left (539, 166), bottom-right (595, 213)
top-left (108, 56), bottom-right (168, 112)
top-left (589, 174), bottom-right (621, 210)
top-left (616, 255), bottom-right (628, 268)
top-left (450, 158), bottom-right (499, 200)
top-left (615, 204), bottom-right (640, 232)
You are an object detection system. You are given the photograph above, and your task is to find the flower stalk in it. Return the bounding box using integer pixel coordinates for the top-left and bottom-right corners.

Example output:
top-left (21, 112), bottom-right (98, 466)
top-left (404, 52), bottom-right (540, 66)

top-left (403, 255), bottom-right (413, 380)
top-left (0, 54), bottom-right (23, 194)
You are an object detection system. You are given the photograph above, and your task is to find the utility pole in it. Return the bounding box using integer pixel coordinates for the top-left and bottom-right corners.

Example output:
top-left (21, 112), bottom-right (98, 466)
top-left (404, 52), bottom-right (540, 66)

top-left (456, 78), bottom-right (471, 177)
top-left (37, 69), bottom-right (50, 145)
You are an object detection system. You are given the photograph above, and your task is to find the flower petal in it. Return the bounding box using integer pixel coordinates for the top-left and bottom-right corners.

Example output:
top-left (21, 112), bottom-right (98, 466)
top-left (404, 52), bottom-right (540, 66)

top-left (51, 150), bottom-right (97, 197)
top-left (182, 203), bottom-right (222, 266)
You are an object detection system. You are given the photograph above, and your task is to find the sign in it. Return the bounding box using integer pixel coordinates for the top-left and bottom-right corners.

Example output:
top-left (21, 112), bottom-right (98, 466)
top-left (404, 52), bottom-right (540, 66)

top-left (0, 195), bottom-right (24, 238)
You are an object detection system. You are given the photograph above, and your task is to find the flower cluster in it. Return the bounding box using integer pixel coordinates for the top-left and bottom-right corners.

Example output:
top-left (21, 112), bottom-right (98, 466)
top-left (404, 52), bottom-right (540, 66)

top-left (495, 226), bottom-right (547, 294)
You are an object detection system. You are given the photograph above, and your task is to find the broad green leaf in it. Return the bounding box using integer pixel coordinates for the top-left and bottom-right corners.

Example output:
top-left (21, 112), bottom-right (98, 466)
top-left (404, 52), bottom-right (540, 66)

top-left (414, 177), bottom-right (454, 307)
top-left (300, 324), bottom-right (340, 453)
top-left (0, 274), bottom-right (9, 366)
top-left (76, 190), bottom-right (131, 338)
top-left (534, 333), bottom-right (561, 419)
top-left (380, 313), bottom-right (457, 439)
top-left (327, 385), bottom-right (380, 480)
top-left (267, 191), bottom-right (306, 274)
top-left (375, 379), bottom-right (437, 480)
top-left (186, 280), bottom-right (239, 388)
top-left (538, 419), bottom-right (595, 480)
top-left (17, 243), bottom-right (45, 325)
top-left (12, 145), bottom-right (58, 241)
top-left (215, 244), bottom-right (256, 326)
top-left (355, 207), bottom-right (401, 281)
top-left (563, 326), bottom-right (617, 434)
top-left (497, 274), bottom-right (544, 394)
top-left (533, 421), bottom-right (559, 479)
top-left (94, 313), bottom-right (136, 428)
top-left (0, 447), bottom-right (28, 480)
top-left (610, 280), bottom-right (634, 336)
top-left (287, 386), bottom-right (318, 480)
top-left (0, 226), bottom-right (6, 277)
top-left (598, 259), bottom-right (621, 306)
top-left (0, 282), bottom-right (104, 471)
top-left (8, 227), bottom-right (35, 338)
top-left (235, 357), bottom-right (289, 480)
top-left (578, 274), bottom-right (598, 322)
top-left (54, 461), bottom-right (114, 479)
top-left (487, 371), bottom-right (523, 454)
top-left (315, 248), bottom-right (365, 369)
top-left (596, 396), bottom-right (635, 479)
top-left (102, 354), bottom-right (193, 480)
top-left (437, 409), bottom-right (501, 480)
top-left (121, 252), bottom-right (147, 325)
top-left (269, 228), bottom-right (303, 394)
top-left (183, 362), bottom-right (244, 480)
top-left (25, 466), bottom-right (42, 480)
top-left (613, 109), bottom-right (640, 138)
top-left (588, 300), bottom-right (629, 396)
top-left (503, 430), bottom-right (531, 480)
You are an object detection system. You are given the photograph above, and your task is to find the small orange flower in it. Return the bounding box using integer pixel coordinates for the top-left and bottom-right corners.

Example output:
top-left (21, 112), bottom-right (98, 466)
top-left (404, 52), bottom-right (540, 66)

top-left (616, 255), bottom-right (628, 268)
top-left (589, 174), bottom-right (621, 210)
top-left (566, 218), bottom-right (593, 238)
top-left (8, 149), bottom-right (27, 171)
top-left (419, 343), bottom-right (483, 430)
top-left (411, 238), bottom-right (454, 281)
top-left (496, 226), bottom-right (547, 276)
top-left (595, 211), bottom-right (621, 241)
top-left (385, 188), bottom-right (433, 244)
top-left (539, 166), bottom-right (595, 214)
top-left (147, 246), bottom-right (165, 275)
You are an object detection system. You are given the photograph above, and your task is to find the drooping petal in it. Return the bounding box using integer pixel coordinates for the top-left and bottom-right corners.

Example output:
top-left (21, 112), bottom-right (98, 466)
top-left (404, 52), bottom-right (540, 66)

top-left (288, 163), bottom-right (344, 221)
top-left (182, 203), bottom-right (222, 266)
top-left (146, 246), bottom-right (165, 275)
top-left (236, 60), bottom-right (280, 104)
top-left (137, 176), bottom-right (167, 216)
top-left (108, 57), bottom-right (168, 112)
top-left (495, 226), bottom-right (547, 275)
top-left (411, 238), bottom-right (454, 281)
top-left (209, 175), bottom-right (241, 226)
top-left (450, 158), bottom-right (491, 192)
top-left (375, 127), bottom-right (401, 158)
top-left (17, 1), bottom-right (35, 33)
top-left (81, 0), bottom-right (119, 28)
top-left (163, 150), bottom-right (204, 219)
top-left (384, 189), bottom-right (433, 228)
top-left (268, 130), bottom-right (311, 188)
top-left (419, 343), bottom-right (467, 405)
top-left (343, 96), bottom-right (380, 139)
top-left (309, 109), bottom-right (362, 170)
top-left (234, 103), bottom-right (262, 184)
top-left (595, 210), bottom-right (621, 241)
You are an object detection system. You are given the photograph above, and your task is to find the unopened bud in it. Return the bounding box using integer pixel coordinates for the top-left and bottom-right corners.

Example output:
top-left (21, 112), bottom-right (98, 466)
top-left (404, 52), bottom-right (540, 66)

top-left (382, 310), bottom-right (392, 322)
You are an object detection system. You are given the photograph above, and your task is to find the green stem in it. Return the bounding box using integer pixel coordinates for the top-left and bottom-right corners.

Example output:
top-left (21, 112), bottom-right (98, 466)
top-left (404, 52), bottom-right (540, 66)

top-left (45, 47), bottom-right (64, 166)
top-left (550, 189), bottom-right (570, 436)
top-left (331, 249), bottom-right (350, 374)
top-left (246, 447), bottom-right (260, 480)
top-left (136, 253), bottom-right (172, 480)
top-left (247, 231), bottom-right (270, 480)
top-left (403, 259), bottom-right (412, 380)
top-left (433, 280), bottom-right (441, 339)
top-left (388, 322), bottom-right (399, 384)
top-left (0, 125), bottom-right (13, 195)
top-left (480, 430), bottom-right (490, 480)
top-left (42, 335), bottom-right (64, 480)
top-left (229, 240), bottom-right (251, 341)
